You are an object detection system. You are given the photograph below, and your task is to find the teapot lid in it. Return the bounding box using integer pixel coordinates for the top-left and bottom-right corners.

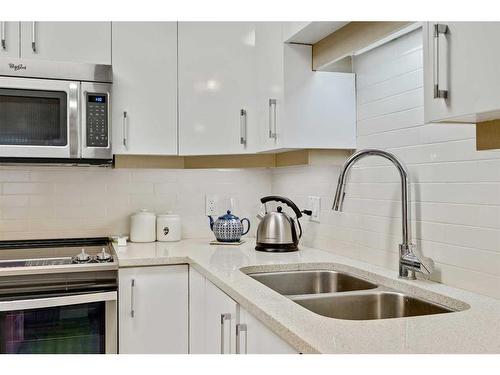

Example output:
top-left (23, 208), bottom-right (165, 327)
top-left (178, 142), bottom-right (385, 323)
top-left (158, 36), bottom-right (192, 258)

top-left (218, 210), bottom-right (239, 220)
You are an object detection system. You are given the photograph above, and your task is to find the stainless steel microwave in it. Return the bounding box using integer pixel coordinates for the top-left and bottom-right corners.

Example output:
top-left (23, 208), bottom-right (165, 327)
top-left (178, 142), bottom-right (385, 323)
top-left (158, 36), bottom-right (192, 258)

top-left (0, 58), bottom-right (112, 166)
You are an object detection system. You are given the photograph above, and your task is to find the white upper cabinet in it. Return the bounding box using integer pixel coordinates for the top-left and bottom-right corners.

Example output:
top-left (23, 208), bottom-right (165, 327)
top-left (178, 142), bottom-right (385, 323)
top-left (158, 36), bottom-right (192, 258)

top-left (0, 22), bottom-right (20, 58)
top-left (255, 22), bottom-right (285, 152)
top-left (20, 22), bottom-right (111, 64)
top-left (281, 44), bottom-right (356, 150)
top-left (258, 31), bottom-right (356, 152)
top-left (179, 22), bottom-right (356, 155)
top-left (178, 22), bottom-right (259, 155)
top-left (111, 22), bottom-right (178, 155)
top-left (424, 22), bottom-right (500, 123)
top-left (119, 265), bottom-right (188, 354)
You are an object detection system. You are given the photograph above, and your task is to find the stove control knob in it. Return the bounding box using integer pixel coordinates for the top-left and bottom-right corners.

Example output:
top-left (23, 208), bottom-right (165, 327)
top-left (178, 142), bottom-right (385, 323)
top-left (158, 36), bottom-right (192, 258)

top-left (73, 249), bottom-right (91, 263)
top-left (96, 247), bottom-right (112, 262)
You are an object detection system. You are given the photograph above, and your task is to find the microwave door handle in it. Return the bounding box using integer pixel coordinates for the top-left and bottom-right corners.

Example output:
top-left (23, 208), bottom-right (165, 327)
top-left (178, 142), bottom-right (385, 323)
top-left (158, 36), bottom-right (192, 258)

top-left (31, 21), bottom-right (36, 52)
top-left (1, 22), bottom-right (6, 50)
top-left (68, 83), bottom-right (80, 159)
top-left (0, 291), bottom-right (117, 312)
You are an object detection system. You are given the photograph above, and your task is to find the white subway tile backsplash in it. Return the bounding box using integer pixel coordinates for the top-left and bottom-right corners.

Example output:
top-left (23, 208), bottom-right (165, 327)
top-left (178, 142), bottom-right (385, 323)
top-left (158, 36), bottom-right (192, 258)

top-left (0, 166), bottom-right (271, 241)
top-left (3, 183), bottom-right (54, 195)
top-left (272, 28), bottom-right (500, 299)
top-left (357, 68), bottom-right (423, 105)
top-left (357, 88), bottom-right (424, 122)
top-left (357, 107), bottom-right (424, 136)
top-left (0, 195), bottom-right (29, 207)
top-left (0, 171), bottom-right (30, 182)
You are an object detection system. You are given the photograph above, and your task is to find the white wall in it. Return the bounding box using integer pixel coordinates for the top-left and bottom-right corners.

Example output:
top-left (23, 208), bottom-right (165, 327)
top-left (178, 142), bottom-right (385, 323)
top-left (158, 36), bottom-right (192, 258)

top-left (272, 28), bottom-right (500, 299)
top-left (0, 167), bottom-right (271, 241)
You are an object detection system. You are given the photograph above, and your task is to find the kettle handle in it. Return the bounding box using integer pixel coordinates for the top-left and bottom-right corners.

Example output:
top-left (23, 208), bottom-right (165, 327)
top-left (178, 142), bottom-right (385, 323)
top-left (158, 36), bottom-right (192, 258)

top-left (260, 196), bottom-right (302, 218)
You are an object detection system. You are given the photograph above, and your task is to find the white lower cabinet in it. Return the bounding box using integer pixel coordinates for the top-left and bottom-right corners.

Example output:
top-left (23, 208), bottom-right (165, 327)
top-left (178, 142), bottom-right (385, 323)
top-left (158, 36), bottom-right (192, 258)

top-left (119, 265), bottom-right (188, 354)
top-left (189, 267), bottom-right (298, 354)
top-left (237, 307), bottom-right (297, 354)
top-left (189, 267), bottom-right (238, 353)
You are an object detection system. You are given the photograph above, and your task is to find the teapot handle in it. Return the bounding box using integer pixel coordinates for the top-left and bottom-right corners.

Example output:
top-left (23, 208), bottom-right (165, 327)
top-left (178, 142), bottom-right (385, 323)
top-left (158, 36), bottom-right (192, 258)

top-left (241, 218), bottom-right (250, 236)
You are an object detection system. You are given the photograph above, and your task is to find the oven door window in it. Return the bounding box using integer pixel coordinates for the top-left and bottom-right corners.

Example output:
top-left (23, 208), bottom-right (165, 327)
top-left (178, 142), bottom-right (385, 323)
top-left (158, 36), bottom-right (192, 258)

top-left (0, 302), bottom-right (105, 354)
top-left (0, 88), bottom-right (67, 146)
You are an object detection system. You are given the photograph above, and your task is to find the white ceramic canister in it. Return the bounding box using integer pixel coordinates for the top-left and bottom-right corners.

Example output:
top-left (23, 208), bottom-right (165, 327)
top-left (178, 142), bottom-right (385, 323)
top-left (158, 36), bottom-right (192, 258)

top-left (156, 213), bottom-right (181, 242)
top-left (130, 209), bottom-right (156, 243)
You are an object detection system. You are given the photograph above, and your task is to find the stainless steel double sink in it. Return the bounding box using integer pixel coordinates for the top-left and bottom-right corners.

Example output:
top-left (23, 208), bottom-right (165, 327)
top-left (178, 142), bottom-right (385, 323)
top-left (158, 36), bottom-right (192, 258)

top-left (247, 270), bottom-right (456, 320)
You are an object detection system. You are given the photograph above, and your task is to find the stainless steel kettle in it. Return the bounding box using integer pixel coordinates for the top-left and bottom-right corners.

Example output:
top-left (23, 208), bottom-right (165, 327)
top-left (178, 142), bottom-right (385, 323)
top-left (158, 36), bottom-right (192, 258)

top-left (255, 196), bottom-right (303, 252)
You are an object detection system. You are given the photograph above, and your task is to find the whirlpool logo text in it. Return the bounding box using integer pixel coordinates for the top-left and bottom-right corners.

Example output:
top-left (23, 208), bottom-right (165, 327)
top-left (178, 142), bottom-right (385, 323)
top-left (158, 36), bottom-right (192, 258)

top-left (8, 63), bottom-right (27, 71)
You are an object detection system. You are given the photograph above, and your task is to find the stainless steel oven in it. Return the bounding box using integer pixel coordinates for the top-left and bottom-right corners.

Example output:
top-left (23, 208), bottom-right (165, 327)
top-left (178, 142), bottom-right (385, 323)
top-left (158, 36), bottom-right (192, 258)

top-left (0, 238), bottom-right (118, 354)
top-left (0, 271), bottom-right (117, 354)
top-left (0, 58), bottom-right (112, 166)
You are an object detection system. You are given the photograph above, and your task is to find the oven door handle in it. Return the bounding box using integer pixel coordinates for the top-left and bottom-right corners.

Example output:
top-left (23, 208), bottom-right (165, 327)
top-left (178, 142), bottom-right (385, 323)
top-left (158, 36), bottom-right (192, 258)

top-left (0, 291), bottom-right (117, 312)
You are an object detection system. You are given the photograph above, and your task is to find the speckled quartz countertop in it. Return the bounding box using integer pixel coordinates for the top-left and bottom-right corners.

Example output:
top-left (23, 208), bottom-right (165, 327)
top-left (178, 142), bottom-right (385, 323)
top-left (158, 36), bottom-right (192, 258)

top-left (113, 239), bottom-right (500, 354)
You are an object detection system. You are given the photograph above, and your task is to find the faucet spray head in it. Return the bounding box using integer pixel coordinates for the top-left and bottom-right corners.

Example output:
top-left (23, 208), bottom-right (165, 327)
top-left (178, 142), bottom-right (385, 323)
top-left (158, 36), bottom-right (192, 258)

top-left (332, 183), bottom-right (346, 211)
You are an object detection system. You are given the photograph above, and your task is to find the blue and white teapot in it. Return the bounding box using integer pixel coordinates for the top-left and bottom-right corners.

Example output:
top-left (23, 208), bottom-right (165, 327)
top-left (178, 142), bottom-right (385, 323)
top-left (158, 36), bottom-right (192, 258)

top-left (208, 210), bottom-right (250, 242)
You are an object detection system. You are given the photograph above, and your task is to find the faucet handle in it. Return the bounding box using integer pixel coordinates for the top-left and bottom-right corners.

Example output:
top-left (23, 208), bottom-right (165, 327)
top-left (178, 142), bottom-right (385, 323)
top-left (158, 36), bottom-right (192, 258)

top-left (400, 245), bottom-right (434, 276)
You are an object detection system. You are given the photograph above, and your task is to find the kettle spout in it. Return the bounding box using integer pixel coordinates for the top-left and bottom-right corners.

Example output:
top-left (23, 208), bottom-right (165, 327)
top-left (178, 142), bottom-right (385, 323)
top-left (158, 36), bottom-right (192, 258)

top-left (208, 216), bottom-right (214, 231)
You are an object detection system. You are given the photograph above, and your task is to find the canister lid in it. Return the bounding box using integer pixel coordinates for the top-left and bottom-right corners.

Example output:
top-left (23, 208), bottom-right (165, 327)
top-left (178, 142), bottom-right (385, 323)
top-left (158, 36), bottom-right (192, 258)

top-left (132, 209), bottom-right (156, 217)
top-left (157, 211), bottom-right (179, 218)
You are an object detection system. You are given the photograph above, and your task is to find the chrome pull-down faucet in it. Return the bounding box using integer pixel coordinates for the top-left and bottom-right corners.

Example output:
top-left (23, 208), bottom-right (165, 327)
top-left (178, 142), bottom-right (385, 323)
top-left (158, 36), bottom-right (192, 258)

top-left (332, 148), bottom-right (433, 280)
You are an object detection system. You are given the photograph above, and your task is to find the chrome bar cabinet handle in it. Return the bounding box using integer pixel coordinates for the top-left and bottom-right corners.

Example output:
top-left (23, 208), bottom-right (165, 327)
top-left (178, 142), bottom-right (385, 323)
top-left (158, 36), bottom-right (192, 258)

top-left (31, 21), bottom-right (36, 52)
top-left (240, 109), bottom-right (247, 146)
top-left (1, 22), bottom-right (6, 50)
top-left (236, 323), bottom-right (247, 354)
top-left (122, 111), bottom-right (128, 149)
top-left (220, 313), bottom-right (231, 354)
top-left (433, 23), bottom-right (448, 99)
top-left (269, 98), bottom-right (277, 139)
top-left (130, 278), bottom-right (135, 318)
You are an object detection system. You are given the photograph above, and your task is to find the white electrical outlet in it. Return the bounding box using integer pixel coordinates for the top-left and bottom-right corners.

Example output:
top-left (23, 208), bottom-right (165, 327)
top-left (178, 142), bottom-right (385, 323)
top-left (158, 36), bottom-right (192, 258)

top-left (205, 195), bottom-right (219, 216)
top-left (308, 196), bottom-right (321, 222)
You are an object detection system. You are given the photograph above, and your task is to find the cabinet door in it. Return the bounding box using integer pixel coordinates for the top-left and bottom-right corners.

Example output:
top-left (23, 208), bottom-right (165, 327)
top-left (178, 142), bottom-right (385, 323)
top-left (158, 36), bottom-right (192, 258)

top-left (256, 22), bottom-right (285, 152)
top-left (178, 22), bottom-right (258, 155)
top-left (238, 306), bottom-right (297, 354)
top-left (111, 22), bottom-right (178, 155)
top-left (119, 265), bottom-right (188, 354)
top-left (257, 33), bottom-right (356, 152)
top-left (189, 267), bottom-right (206, 354)
top-left (205, 278), bottom-right (238, 354)
top-left (189, 267), bottom-right (237, 354)
top-left (0, 22), bottom-right (20, 58)
top-left (20, 22), bottom-right (111, 64)
top-left (424, 22), bottom-right (500, 123)
top-left (282, 44), bottom-right (356, 149)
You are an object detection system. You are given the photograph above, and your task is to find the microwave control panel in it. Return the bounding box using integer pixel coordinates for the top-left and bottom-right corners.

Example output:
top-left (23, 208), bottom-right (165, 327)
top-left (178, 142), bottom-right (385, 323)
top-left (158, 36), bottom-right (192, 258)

top-left (86, 93), bottom-right (108, 147)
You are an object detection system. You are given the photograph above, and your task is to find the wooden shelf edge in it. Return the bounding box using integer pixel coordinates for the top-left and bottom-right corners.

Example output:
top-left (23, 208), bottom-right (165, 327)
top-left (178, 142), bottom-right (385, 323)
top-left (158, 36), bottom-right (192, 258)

top-left (114, 149), bottom-right (353, 169)
top-left (476, 119), bottom-right (500, 150)
top-left (312, 21), bottom-right (414, 71)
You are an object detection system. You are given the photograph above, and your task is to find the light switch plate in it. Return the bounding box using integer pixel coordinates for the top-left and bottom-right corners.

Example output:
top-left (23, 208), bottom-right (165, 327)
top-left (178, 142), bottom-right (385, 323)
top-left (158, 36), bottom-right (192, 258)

top-left (308, 196), bottom-right (321, 222)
